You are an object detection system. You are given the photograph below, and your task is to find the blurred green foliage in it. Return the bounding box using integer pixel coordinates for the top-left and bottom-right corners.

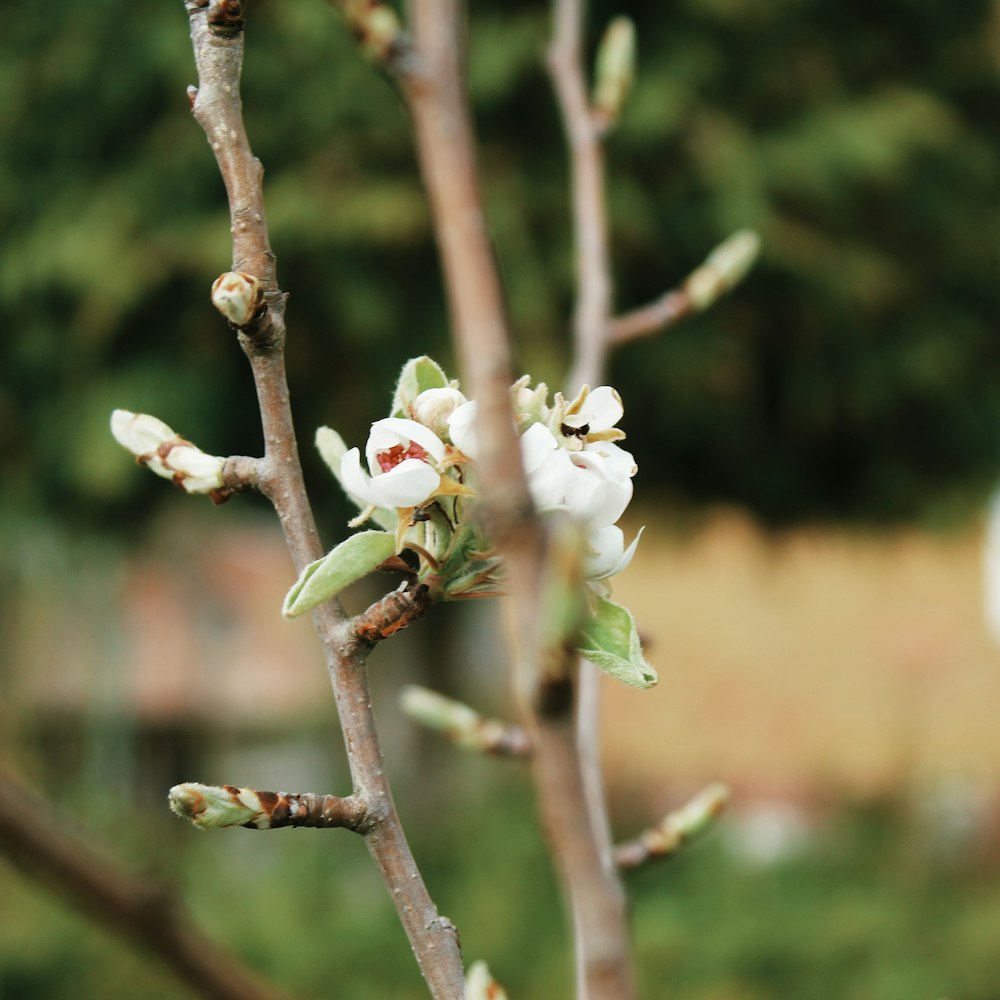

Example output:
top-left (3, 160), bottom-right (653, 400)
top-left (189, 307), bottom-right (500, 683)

top-left (1, 0), bottom-right (998, 529)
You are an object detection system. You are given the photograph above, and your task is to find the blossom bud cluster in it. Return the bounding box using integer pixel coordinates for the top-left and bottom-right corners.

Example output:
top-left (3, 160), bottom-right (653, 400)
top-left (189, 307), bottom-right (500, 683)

top-left (333, 362), bottom-right (641, 594)
top-left (110, 410), bottom-right (226, 496)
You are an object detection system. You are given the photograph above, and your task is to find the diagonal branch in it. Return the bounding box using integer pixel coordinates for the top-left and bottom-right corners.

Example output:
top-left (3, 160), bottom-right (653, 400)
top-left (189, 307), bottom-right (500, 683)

top-left (614, 783), bottom-right (729, 870)
top-left (183, 5), bottom-right (464, 996)
top-left (0, 770), bottom-right (290, 1000)
top-left (400, 685), bottom-right (532, 758)
top-left (608, 229), bottom-right (761, 345)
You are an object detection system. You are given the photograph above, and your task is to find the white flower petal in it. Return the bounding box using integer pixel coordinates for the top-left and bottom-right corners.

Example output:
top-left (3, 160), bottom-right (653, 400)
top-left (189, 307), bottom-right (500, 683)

top-left (447, 400), bottom-right (478, 457)
top-left (586, 524), bottom-right (644, 580)
top-left (526, 447), bottom-right (577, 513)
top-left (369, 459), bottom-right (441, 508)
top-left (520, 422), bottom-right (558, 474)
top-left (340, 448), bottom-right (377, 505)
top-left (365, 417), bottom-right (446, 473)
top-left (583, 386), bottom-right (624, 432)
top-left (583, 440), bottom-right (636, 480)
top-left (168, 445), bottom-right (225, 492)
top-left (110, 409), bottom-right (174, 456)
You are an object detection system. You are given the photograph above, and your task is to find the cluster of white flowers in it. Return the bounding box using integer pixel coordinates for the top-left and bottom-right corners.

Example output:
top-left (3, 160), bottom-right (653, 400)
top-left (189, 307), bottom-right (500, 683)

top-left (339, 375), bottom-right (641, 590)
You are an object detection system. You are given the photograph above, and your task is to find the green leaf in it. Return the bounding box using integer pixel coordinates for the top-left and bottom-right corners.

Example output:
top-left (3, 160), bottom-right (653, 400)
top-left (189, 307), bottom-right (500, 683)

top-left (283, 530), bottom-right (396, 618)
top-left (390, 356), bottom-right (448, 417)
top-left (578, 594), bottom-right (657, 689)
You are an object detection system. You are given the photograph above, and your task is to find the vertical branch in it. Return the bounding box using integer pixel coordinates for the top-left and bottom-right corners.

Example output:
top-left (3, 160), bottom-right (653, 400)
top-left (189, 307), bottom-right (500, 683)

top-left (549, 0), bottom-right (614, 394)
top-left (548, 2), bottom-right (636, 998)
top-left (400, 4), bottom-right (633, 998)
top-left (401, 1), bottom-right (539, 569)
top-left (184, 5), bottom-right (464, 997)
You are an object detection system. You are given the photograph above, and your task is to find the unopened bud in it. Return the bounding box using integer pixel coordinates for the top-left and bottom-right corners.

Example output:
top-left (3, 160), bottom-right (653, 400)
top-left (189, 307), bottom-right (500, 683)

top-left (110, 409), bottom-right (225, 494)
top-left (169, 782), bottom-right (260, 829)
top-left (412, 387), bottom-right (467, 438)
top-left (465, 960), bottom-right (508, 1000)
top-left (593, 17), bottom-right (636, 126)
top-left (211, 271), bottom-right (263, 326)
top-left (400, 685), bottom-right (480, 740)
top-left (685, 230), bottom-right (761, 311)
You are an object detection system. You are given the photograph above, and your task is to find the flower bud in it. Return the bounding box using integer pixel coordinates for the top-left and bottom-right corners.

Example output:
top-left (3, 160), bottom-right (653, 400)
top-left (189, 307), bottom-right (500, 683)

top-left (465, 961), bottom-right (508, 1000)
top-left (110, 409), bottom-right (225, 494)
top-left (412, 387), bottom-right (467, 439)
top-left (685, 230), bottom-right (761, 312)
top-left (593, 17), bottom-right (636, 126)
top-left (211, 271), bottom-right (263, 326)
top-left (168, 783), bottom-right (260, 829)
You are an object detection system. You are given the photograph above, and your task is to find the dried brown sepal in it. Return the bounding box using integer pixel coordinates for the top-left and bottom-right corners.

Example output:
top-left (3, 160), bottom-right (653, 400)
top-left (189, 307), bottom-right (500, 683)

top-left (207, 0), bottom-right (245, 37)
top-left (355, 583), bottom-right (431, 644)
top-left (332, 0), bottom-right (410, 65)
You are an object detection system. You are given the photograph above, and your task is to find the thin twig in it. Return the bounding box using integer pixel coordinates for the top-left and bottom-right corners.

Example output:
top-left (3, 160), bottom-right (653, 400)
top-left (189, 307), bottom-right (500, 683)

top-left (615, 783), bottom-right (730, 870)
top-left (608, 229), bottom-right (761, 345)
top-left (0, 770), bottom-right (289, 1000)
top-left (400, 685), bottom-right (532, 757)
top-left (168, 783), bottom-right (369, 831)
top-left (184, 5), bottom-right (464, 996)
top-left (608, 289), bottom-right (691, 344)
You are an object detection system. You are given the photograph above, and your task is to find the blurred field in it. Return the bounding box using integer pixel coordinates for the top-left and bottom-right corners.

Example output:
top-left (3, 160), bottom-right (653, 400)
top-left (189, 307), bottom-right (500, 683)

top-left (4, 506), bottom-right (1000, 998)
top-left (607, 506), bottom-right (1000, 809)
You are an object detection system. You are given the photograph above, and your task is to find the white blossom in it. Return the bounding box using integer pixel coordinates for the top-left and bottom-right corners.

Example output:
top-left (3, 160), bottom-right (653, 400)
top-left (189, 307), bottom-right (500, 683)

top-left (341, 417), bottom-right (445, 509)
top-left (522, 422), bottom-right (634, 529)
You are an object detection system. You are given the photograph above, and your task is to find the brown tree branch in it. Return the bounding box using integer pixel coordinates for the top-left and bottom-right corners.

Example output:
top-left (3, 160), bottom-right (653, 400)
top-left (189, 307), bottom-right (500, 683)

top-left (546, 2), bottom-right (638, 997)
top-left (0, 769), bottom-right (290, 1000)
top-left (184, 5), bottom-right (464, 996)
top-left (399, 4), bottom-right (633, 998)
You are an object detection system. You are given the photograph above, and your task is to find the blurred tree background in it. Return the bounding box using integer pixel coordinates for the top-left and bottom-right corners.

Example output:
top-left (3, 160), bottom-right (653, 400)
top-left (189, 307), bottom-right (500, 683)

top-left (2, 1), bottom-right (1000, 998)
top-left (2, 0), bottom-right (998, 535)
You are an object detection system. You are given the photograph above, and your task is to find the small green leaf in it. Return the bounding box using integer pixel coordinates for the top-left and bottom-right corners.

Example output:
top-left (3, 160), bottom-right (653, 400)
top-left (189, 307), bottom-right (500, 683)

top-left (391, 356), bottom-right (448, 417)
top-left (283, 530), bottom-right (396, 618)
top-left (578, 594), bottom-right (657, 688)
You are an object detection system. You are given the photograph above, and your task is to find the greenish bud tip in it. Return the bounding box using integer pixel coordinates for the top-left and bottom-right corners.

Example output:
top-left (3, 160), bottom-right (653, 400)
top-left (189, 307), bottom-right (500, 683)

top-left (664, 782), bottom-right (730, 841)
top-left (168, 782), bottom-right (261, 829)
top-left (593, 17), bottom-right (636, 124)
top-left (400, 685), bottom-right (480, 737)
top-left (686, 230), bottom-right (761, 311)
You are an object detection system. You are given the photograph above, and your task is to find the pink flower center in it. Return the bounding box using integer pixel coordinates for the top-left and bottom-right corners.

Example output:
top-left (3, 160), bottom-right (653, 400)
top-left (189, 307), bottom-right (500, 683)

top-left (376, 441), bottom-right (429, 473)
